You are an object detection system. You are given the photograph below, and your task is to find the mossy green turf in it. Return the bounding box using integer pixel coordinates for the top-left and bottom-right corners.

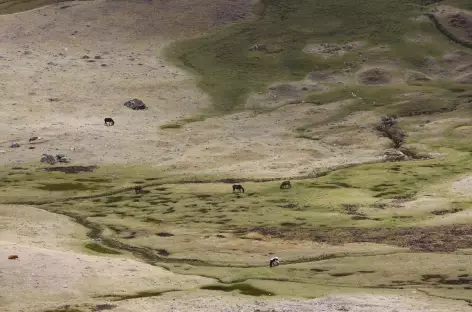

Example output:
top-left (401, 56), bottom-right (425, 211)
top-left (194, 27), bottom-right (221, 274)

top-left (167, 0), bottom-right (463, 113)
top-left (2, 157), bottom-right (472, 301)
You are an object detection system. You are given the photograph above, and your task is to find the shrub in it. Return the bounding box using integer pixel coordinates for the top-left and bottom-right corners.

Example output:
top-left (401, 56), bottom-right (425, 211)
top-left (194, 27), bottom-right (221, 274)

top-left (375, 115), bottom-right (406, 148)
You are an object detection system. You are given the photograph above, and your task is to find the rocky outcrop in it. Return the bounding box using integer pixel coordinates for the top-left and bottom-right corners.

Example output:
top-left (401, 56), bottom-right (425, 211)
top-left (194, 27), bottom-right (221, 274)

top-left (124, 99), bottom-right (146, 110)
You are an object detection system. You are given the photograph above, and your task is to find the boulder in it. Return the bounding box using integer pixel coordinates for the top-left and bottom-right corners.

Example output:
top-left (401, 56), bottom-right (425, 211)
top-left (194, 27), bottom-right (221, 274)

top-left (124, 99), bottom-right (146, 110)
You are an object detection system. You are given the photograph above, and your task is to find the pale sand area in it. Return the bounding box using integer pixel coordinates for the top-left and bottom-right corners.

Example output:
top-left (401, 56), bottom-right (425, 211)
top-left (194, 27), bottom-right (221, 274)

top-left (0, 0), bottom-right (383, 178)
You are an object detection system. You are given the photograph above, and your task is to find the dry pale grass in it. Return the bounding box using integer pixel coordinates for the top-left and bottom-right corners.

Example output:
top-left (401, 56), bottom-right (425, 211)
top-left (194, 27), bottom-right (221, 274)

top-left (0, 0), bottom-right (387, 178)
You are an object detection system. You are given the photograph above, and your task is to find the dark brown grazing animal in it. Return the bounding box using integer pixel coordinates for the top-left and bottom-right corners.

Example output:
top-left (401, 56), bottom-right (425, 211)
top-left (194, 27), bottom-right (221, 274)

top-left (104, 118), bottom-right (115, 126)
top-left (134, 185), bottom-right (144, 194)
top-left (280, 180), bottom-right (291, 189)
top-left (232, 184), bottom-right (245, 193)
top-left (8, 255), bottom-right (18, 260)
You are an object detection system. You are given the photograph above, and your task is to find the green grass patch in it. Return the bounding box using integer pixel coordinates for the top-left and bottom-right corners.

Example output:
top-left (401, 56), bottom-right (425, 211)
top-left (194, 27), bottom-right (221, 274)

top-left (84, 243), bottom-right (122, 254)
top-left (167, 0), bottom-right (455, 112)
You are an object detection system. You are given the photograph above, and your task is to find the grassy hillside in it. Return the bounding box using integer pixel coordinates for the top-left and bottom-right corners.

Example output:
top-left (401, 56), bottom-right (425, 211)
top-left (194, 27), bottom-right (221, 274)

top-left (168, 0), bottom-right (464, 113)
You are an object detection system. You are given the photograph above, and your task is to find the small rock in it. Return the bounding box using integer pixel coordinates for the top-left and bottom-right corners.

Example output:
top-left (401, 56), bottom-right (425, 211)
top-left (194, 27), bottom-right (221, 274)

top-left (29, 136), bottom-right (39, 142)
top-left (23, 50), bottom-right (32, 55)
top-left (82, 55), bottom-right (90, 59)
top-left (10, 143), bottom-right (20, 148)
top-left (94, 55), bottom-right (102, 59)
top-left (56, 154), bottom-right (71, 163)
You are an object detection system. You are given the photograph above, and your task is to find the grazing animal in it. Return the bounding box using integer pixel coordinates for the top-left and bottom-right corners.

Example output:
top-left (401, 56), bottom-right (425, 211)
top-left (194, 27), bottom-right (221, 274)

top-left (232, 184), bottom-right (245, 193)
top-left (134, 185), bottom-right (144, 194)
top-left (269, 257), bottom-right (280, 267)
top-left (8, 255), bottom-right (18, 260)
top-left (280, 180), bottom-right (291, 189)
top-left (104, 118), bottom-right (115, 126)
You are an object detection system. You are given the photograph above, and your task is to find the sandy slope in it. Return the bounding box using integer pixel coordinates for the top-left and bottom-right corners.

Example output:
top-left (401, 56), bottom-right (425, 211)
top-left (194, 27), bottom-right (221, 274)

top-left (0, 204), bottom-right (214, 312)
top-left (107, 291), bottom-right (471, 312)
top-left (0, 0), bottom-right (384, 177)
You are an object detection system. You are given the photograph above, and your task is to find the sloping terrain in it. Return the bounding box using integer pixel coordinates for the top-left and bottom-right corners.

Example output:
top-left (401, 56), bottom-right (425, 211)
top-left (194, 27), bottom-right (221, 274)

top-left (2, 0), bottom-right (472, 312)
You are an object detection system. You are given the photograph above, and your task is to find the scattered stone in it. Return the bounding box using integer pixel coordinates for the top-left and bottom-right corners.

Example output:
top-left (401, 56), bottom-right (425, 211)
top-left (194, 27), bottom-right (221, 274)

top-left (56, 154), bottom-right (71, 163)
top-left (8, 255), bottom-right (18, 260)
top-left (94, 55), bottom-right (102, 59)
top-left (87, 60), bottom-right (96, 63)
top-left (10, 143), bottom-right (20, 148)
top-left (124, 98), bottom-right (146, 110)
top-left (43, 165), bottom-right (97, 173)
top-left (48, 98), bottom-right (60, 102)
top-left (40, 154), bottom-right (57, 165)
top-left (28, 146), bottom-right (35, 149)
top-left (82, 55), bottom-right (90, 59)
top-left (101, 64), bottom-right (107, 67)
top-left (382, 149), bottom-right (408, 162)
top-left (23, 50), bottom-right (32, 55)
top-left (29, 136), bottom-right (39, 142)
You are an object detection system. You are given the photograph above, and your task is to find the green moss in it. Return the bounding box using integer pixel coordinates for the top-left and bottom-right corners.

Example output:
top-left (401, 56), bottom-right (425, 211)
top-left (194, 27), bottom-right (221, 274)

top-left (85, 243), bottom-right (122, 254)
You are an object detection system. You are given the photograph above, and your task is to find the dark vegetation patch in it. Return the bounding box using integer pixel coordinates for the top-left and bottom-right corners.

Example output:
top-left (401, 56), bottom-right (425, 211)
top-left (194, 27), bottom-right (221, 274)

top-left (329, 272), bottom-right (354, 277)
top-left (105, 196), bottom-right (124, 204)
top-left (163, 207), bottom-right (176, 214)
top-left (100, 290), bottom-right (176, 301)
top-left (37, 182), bottom-right (95, 191)
top-left (421, 273), bottom-right (472, 285)
top-left (143, 217), bottom-right (163, 224)
top-left (85, 243), bottom-right (122, 254)
top-left (95, 303), bottom-right (117, 311)
top-left (431, 208), bottom-right (463, 215)
top-left (43, 307), bottom-right (84, 312)
top-left (75, 178), bottom-right (111, 183)
top-left (310, 268), bottom-right (329, 272)
top-left (157, 249), bottom-right (171, 256)
top-left (200, 283), bottom-right (274, 296)
top-left (241, 225), bottom-right (472, 252)
top-left (42, 165), bottom-right (97, 174)
top-left (358, 68), bottom-right (392, 85)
